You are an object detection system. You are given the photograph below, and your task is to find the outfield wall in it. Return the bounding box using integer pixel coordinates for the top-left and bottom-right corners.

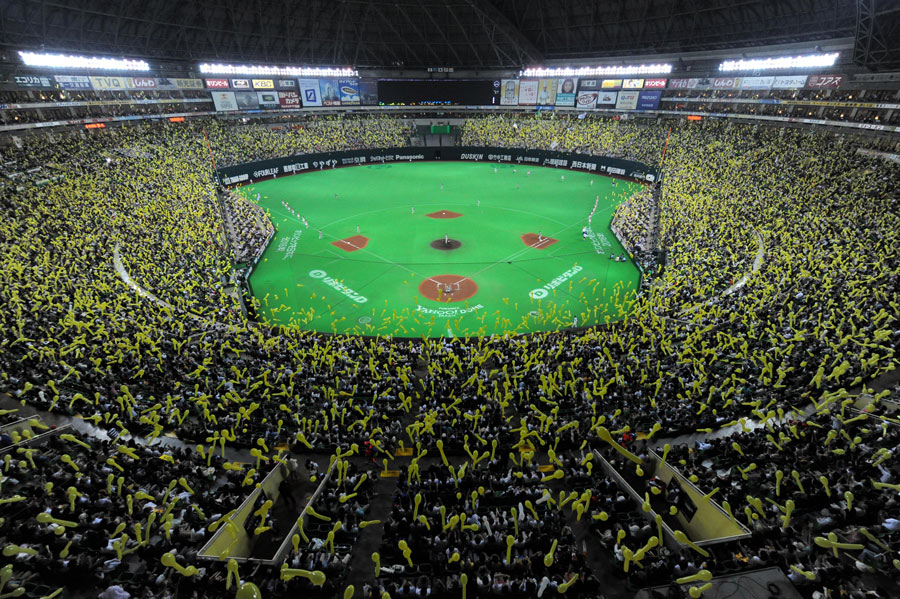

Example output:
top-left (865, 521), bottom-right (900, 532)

top-left (214, 146), bottom-right (660, 187)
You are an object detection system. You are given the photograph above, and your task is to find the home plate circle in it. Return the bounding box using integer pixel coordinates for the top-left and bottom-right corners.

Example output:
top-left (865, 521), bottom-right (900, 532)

top-left (418, 275), bottom-right (478, 303)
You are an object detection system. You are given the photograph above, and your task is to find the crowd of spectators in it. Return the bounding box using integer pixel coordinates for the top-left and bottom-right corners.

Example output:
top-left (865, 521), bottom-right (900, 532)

top-left (222, 190), bottom-right (273, 263)
top-left (206, 116), bottom-right (413, 167)
top-left (0, 113), bottom-right (897, 598)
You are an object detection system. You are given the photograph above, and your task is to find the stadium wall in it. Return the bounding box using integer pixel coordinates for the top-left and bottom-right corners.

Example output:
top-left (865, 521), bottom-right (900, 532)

top-left (213, 146), bottom-right (661, 187)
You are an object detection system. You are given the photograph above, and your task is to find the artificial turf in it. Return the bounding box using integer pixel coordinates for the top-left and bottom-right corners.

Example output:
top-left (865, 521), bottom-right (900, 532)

top-left (241, 161), bottom-right (642, 338)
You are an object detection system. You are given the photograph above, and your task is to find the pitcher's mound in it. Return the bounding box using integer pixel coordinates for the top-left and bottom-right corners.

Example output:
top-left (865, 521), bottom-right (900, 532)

top-left (332, 235), bottom-right (369, 252)
top-left (430, 239), bottom-right (462, 251)
top-left (521, 233), bottom-right (557, 249)
top-left (426, 210), bottom-right (463, 219)
top-left (419, 275), bottom-right (478, 303)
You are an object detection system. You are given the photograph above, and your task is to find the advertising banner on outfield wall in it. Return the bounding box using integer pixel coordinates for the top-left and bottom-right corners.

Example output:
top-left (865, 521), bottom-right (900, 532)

top-left (637, 90), bottom-right (662, 110)
top-left (211, 91), bottom-right (238, 112)
top-left (215, 146), bottom-right (660, 187)
top-left (555, 78), bottom-right (577, 106)
top-left (518, 80), bottom-right (538, 105)
top-left (575, 90), bottom-right (598, 109)
top-left (807, 74), bottom-right (843, 88)
top-left (278, 91), bottom-right (300, 109)
top-left (319, 79), bottom-right (341, 106)
top-left (55, 75), bottom-right (92, 90)
top-left (338, 78), bottom-right (360, 105)
top-left (615, 91), bottom-right (639, 110)
top-left (299, 79), bottom-right (322, 106)
top-left (500, 79), bottom-right (519, 105)
top-left (739, 76), bottom-right (775, 90)
top-left (772, 75), bottom-right (808, 89)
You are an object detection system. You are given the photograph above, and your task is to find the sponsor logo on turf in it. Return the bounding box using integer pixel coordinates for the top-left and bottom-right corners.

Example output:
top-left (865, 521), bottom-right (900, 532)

top-left (585, 229), bottom-right (612, 254)
top-left (529, 265), bottom-right (583, 299)
top-left (277, 230), bottom-right (303, 260)
top-left (309, 269), bottom-right (368, 303)
top-left (416, 304), bottom-right (483, 317)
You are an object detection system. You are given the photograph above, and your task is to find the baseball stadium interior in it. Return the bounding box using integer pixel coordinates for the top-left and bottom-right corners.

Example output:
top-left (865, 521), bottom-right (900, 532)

top-left (1, 1), bottom-right (900, 599)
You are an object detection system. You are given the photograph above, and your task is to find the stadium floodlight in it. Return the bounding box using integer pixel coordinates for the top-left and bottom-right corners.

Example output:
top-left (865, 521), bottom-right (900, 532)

top-left (18, 51), bottom-right (150, 71)
top-left (198, 63), bottom-right (358, 78)
top-left (520, 64), bottom-right (672, 77)
top-left (719, 53), bottom-right (838, 72)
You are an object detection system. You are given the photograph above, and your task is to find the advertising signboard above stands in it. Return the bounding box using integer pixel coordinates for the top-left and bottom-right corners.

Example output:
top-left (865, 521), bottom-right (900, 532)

top-left (14, 75), bottom-right (55, 88)
top-left (739, 76), bottom-right (775, 90)
top-left (55, 75), bottom-right (92, 90)
top-left (555, 78), bottom-right (577, 106)
top-left (500, 79), bottom-right (519, 105)
top-left (712, 77), bottom-right (742, 89)
top-left (130, 77), bottom-right (157, 89)
top-left (276, 79), bottom-right (296, 90)
top-left (644, 78), bottom-right (667, 89)
top-left (257, 91), bottom-right (279, 108)
top-left (278, 91), bottom-right (300, 108)
top-left (596, 90), bottom-right (618, 105)
top-left (338, 78), bottom-right (360, 105)
top-left (319, 79), bottom-right (341, 106)
top-left (668, 78), bottom-right (695, 89)
top-left (772, 75), bottom-right (808, 89)
top-left (231, 79), bottom-right (251, 89)
top-left (299, 79), bottom-right (322, 106)
top-left (205, 78), bottom-right (230, 89)
top-left (518, 80), bottom-right (538, 105)
top-left (537, 79), bottom-right (557, 104)
top-left (359, 79), bottom-right (378, 105)
top-left (90, 76), bottom-right (130, 90)
top-left (615, 91), bottom-right (639, 110)
top-left (234, 91), bottom-right (260, 110)
top-left (601, 79), bottom-right (622, 89)
top-left (637, 91), bottom-right (662, 110)
top-left (174, 78), bottom-right (203, 90)
top-left (211, 91), bottom-right (238, 111)
top-left (252, 79), bottom-right (275, 90)
top-left (575, 90), bottom-right (598, 109)
top-left (622, 79), bottom-right (644, 89)
top-left (807, 74), bottom-right (843, 88)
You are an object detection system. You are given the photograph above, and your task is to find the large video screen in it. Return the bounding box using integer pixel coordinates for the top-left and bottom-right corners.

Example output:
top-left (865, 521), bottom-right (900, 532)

top-left (377, 79), bottom-right (498, 106)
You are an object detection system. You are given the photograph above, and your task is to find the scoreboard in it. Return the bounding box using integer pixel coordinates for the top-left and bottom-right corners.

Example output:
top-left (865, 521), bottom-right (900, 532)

top-left (377, 79), bottom-right (498, 106)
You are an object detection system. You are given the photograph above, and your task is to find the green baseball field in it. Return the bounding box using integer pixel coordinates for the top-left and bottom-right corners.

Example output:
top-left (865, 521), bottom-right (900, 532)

top-left (240, 162), bottom-right (642, 338)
